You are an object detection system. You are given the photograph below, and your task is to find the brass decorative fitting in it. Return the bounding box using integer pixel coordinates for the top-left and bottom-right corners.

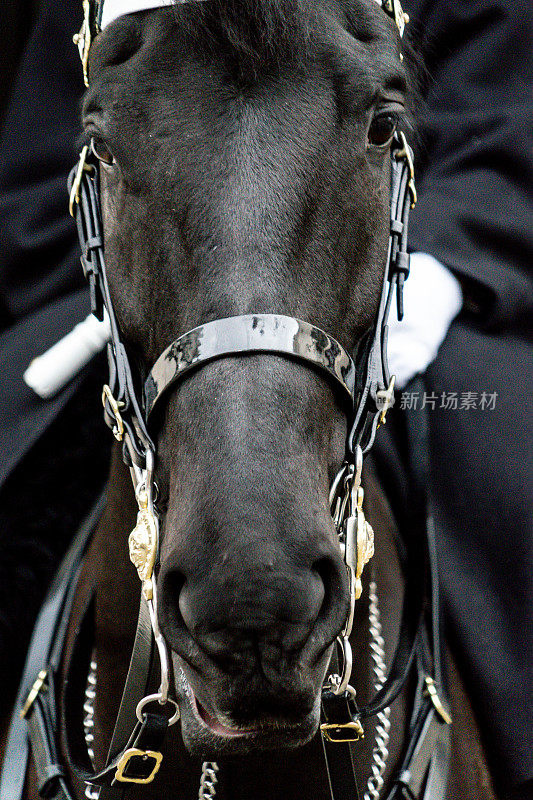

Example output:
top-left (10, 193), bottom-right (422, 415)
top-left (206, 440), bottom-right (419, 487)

top-left (320, 719), bottom-right (365, 743)
top-left (72, 0), bottom-right (92, 87)
top-left (20, 670), bottom-right (48, 719)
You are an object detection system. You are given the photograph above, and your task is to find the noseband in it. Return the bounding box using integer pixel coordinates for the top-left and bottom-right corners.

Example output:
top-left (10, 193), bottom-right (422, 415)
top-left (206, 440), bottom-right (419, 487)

top-left (143, 314), bottom-right (357, 416)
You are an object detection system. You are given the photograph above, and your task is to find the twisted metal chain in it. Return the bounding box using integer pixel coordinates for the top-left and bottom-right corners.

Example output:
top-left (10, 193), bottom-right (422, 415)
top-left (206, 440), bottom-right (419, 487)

top-left (84, 656), bottom-right (100, 799)
top-left (364, 580), bottom-right (391, 800)
top-left (198, 761), bottom-right (219, 799)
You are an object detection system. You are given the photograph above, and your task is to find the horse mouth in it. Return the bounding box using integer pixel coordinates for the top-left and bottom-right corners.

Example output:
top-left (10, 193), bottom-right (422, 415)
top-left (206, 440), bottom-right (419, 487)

top-left (175, 664), bottom-right (321, 756)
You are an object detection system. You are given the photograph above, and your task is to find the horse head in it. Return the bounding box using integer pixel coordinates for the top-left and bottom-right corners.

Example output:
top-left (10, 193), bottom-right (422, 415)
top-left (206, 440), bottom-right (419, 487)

top-left (81, 0), bottom-right (410, 756)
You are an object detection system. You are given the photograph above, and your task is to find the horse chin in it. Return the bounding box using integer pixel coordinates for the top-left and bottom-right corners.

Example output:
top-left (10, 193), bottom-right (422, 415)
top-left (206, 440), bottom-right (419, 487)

top-left (174, 664), bottom-right (321, 757)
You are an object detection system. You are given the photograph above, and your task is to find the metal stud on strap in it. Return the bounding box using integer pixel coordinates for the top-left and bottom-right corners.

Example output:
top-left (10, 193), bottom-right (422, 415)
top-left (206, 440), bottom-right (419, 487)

top-left (395, 132), bottom-right (417, 207)
top-left (102, 384), bottom-right (125, 441)
top-left (374, 0), bottom-right (409, 37)
top-left (376, 375), bottom-right (396, 426)
top-left (425, 677), bottom-right (452, 725)
top-left (69, 145), bottom-right (92, 217)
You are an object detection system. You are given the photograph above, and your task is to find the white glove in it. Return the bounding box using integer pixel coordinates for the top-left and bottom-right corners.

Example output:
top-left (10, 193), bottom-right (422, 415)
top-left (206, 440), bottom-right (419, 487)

top-left (24, 311), bottom-right (111, 399)
top-left (387, 253), bottom-right (463, 389)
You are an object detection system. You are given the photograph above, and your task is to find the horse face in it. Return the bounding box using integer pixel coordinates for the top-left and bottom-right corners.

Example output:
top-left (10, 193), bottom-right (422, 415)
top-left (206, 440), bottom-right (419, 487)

top-left (83, 0), bottom-right (408, 755)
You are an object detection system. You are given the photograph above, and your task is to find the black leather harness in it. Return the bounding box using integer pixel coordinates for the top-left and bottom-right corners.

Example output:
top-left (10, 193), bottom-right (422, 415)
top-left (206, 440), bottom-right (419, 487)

top-left (0, 391), bottom-right (452, 800)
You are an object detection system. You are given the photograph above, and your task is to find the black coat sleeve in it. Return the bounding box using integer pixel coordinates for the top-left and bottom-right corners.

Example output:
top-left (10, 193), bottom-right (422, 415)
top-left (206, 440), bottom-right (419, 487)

top-left (0, 0), bottom-right (91, 488)
top-left (0, 0), bottom-right (85, 329)
top-left (403, 0), bottom-right (533, 331)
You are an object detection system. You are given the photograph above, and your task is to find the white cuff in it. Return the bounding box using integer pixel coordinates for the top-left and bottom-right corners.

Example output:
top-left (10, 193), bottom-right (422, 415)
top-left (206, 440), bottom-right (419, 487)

top-left (24, 312), bottom-right (111, 399)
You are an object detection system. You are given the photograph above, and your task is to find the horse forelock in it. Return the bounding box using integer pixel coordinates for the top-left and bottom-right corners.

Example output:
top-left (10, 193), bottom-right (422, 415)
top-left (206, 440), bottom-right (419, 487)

top-left (168, 0), bottom-right (318, 76)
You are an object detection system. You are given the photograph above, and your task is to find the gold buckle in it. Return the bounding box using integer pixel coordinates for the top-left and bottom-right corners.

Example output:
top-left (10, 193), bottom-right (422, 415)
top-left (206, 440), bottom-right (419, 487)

top-left (115, 748), bottom-right (163, 784)
top-left (320, 720), bottom-right (364, 743)
top-left (425, 677), bottom-right (452, 725)
top-left (20, 670), bottom-right (48, 719)
top-left (102, 384), bottom-right (125, 441)
top-left (72, 0), bottom-right (92, 87)
top-left (69, 145), bottom-right (94, 217)
top-left (395, 132), bottom-right (417, 208)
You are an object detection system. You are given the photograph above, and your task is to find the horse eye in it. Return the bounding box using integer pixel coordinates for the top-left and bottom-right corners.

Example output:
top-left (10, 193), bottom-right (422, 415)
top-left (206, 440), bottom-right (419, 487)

top-left (90, 136), bottom-right (115, 166)
top-left (368, 113), bottom-right (398, 147)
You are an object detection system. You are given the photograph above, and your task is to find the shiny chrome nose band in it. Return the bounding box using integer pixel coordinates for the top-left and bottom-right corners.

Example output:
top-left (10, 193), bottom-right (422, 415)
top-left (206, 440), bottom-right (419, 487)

top-left (143, 314), bottom-right (357, 417)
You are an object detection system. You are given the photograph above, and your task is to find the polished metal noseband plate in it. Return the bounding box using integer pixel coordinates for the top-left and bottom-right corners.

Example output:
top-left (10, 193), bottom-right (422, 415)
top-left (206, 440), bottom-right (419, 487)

top-left (143, 314), bottom-right (356, 417)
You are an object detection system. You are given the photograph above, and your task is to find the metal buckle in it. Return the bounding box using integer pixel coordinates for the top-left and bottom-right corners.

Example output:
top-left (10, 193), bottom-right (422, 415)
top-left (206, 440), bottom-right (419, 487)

top-left (320, 719), bottom-right (364, 743)
top-left (425, 677), bottom-right (452, 725)
top-left (72, 0), bottom-right (92, 86)
top-left (102, 384), bottom-right (125, 441)
top-left (376, 374), bottom-right (396, 426)
top-left (69, 145), bottom-right (93, 217)
top-left (20, 670), bottom-right (48, 719)
top-left (395, 132), bottom-right (417, 208)
top-left (114, 747), bottom-right (163, 784)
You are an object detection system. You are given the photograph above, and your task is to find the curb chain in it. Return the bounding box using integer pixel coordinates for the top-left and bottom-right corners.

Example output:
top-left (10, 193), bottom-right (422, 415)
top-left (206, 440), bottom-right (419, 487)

top-left (364, 580), bottom-right (391, 800)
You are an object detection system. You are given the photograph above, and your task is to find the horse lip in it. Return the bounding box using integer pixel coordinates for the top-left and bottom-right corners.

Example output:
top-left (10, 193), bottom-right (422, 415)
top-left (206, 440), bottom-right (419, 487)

top-left (176, 664), bottom-right (319, 748)
top-left (177, 665), bottom-right (255, 739)
top-left (193, 694), bottom-right (258, 738)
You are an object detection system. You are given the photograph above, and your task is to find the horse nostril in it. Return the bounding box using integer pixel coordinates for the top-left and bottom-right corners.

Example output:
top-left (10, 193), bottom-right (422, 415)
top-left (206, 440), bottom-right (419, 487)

top-left (312, 554), bottom-right (349, 630)
top-left (160, 567), bottom-right (187, 633)
top-left (158, 543), bottom-right (349, 670)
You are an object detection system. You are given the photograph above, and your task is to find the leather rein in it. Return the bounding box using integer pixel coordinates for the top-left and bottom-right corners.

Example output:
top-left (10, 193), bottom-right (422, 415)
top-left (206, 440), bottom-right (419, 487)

top-left (0, 1), bottom-right (452, 798)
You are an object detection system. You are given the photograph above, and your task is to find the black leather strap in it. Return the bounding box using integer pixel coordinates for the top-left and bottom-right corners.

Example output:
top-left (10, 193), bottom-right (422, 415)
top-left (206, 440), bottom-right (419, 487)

top-left (382, 378), bottom-right (452, 800)
top-left (0, 492), bottom-right (165, 800)
top-left (69, 162), bottom-right (154, 469)
top-left (0, 496), bottom-right (105, 800)
top-left (321, 734), bottom-right (360, 800)
top-left (26, 677), bottom-right (70, 800)
top-left (106, 596), bottom-right (155, 763)
top-left (60, 584), bottom-right (164, 795)
top-left (348, 147), bottom-right (412, 458)
top-left (322, 380), bottom-right (452, 800)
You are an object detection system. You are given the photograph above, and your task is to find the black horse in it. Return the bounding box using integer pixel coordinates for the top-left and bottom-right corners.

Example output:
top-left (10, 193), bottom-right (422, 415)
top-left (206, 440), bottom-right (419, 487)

top-left (1, 0), bottom-right (498, 797)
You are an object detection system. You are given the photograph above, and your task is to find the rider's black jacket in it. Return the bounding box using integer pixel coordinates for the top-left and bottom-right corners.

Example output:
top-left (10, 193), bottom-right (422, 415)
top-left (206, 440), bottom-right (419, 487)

top-left (378, 2), bottom-right (533, 796)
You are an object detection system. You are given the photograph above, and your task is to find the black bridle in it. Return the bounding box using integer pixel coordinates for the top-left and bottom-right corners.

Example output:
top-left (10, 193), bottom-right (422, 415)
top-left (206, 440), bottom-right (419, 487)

top-left (0, 2), bottom-right (453, 798)
top-left (70, 130), bottom-right (415, 461)
top-left (63, 118), bottom-right (419, 770)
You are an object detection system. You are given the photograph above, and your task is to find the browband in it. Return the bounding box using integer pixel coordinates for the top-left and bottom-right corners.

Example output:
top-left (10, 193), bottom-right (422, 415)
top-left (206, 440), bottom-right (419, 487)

top-left (95, 0), bottom-right (408, 35)
top-left (100, 0), bottom-right (202, 29)
top-left (143, 314), bottom-right (356, 417)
